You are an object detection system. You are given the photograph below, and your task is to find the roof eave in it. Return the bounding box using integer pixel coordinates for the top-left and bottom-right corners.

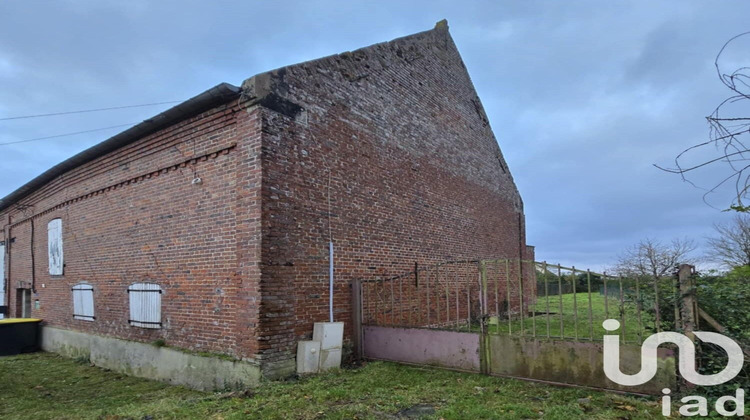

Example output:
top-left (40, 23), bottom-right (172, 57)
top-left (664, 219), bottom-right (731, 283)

top-left (0, 82), bottom-right (241, 214)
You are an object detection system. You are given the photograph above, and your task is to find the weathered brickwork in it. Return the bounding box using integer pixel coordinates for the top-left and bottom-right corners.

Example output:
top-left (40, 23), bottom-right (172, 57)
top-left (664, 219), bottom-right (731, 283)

top-left (0, 23), bottom-right (530, 376)
top-left (1, 104), bottom-right (263, 360)
top-left (248, 23), bottom-right (530, 369)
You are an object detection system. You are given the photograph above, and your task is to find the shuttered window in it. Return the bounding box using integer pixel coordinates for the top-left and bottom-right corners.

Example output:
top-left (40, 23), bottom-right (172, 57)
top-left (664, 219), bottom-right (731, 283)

top-left (128, 283), bottom-right (162, 328)
top-left (48, 219), bottom-right (63, 275)
top-left (72, 283), bottom-right (95, 321)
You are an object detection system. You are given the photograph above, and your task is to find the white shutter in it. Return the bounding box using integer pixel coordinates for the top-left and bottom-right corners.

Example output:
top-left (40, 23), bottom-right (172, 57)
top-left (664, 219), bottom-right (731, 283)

top-left (48, 219), bottom-right (63, 275)
top-left (0, 243), bottom-right (5, 319)
top-left (72, 283), bottom-right (94, 321)
top-left (128, 283), bottom-right (162, 328)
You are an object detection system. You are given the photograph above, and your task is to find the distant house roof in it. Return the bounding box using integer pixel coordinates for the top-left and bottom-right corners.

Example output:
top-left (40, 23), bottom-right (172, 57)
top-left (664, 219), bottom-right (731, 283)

top-left (0, 82), bottom-right (241, 213)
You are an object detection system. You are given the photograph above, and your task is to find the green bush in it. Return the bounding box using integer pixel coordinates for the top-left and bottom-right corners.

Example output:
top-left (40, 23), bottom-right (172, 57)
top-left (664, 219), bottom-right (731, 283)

top-left (697, 269), bottom-right (750, 344)
top-left (694, 269), bottom-right (750, 397)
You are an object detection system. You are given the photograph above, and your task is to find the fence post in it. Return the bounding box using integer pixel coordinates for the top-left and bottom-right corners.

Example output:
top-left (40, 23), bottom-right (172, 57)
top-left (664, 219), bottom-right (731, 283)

top-left (479, 261), bottom-right (490, 375)
top-left (678, 264), bottom-right (697, 339)
top-left (351, 279), bottom-right (364, 360)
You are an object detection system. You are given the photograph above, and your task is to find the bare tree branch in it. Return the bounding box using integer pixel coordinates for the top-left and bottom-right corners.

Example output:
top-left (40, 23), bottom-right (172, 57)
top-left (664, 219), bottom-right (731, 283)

top-left (657, 32), bottom-right (750, 211)
top-left (614, 237), bottom-right (696, 279)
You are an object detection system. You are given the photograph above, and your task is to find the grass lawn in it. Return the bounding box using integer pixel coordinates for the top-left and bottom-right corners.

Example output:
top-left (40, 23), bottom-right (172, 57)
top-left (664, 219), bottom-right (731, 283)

top-left (0, 352), bottom-right (662, 419)
top-left (491, 292), bottom-right (656, 343)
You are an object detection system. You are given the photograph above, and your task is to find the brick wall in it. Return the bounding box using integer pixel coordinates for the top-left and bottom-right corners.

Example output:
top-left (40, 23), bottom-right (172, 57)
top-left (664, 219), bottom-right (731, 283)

top-left (250, 24), bottom-right (530, 366)
top-left (0, 103), bottom-right (263, 360)
top-left (0, 23), bottom-right (531, 374)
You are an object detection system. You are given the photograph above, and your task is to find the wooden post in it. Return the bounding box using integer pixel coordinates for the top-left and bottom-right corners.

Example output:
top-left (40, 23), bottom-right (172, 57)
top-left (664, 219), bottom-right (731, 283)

top-left (674, 275), bottom-right (681, 331)
top-left (678, 264), bottom-right (697, 339)
top-left (678, 264), bottom-right (698, 392)
top-left (479, 261), bottom-right (490, 375)
top-left (351, 279), bottom-right (363, 360)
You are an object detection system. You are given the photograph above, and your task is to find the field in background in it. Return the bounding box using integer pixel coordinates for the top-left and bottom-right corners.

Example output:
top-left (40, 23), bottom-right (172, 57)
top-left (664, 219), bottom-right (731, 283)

top-left (492, 292), bottom-right (654, 342)
top-left (0, 353), bottom-right (660, 419)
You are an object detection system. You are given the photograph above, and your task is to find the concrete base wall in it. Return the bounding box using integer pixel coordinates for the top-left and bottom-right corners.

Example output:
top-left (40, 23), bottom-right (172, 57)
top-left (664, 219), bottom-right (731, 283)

top-left (261, 357), bottom-right (296, 379)
top-left (488, 335), bottom-right (676, 395)
top-left (364, 326), bottom-right (481, 372)
top-left (41, 326), bottom-right (261, 391)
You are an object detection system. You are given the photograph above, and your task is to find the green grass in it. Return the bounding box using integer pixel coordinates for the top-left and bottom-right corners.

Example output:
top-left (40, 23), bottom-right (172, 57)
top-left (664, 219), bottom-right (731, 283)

top-left (491, 293), bottom-right (655, 343)
top-left (0, 352), bottom-right (662, 419)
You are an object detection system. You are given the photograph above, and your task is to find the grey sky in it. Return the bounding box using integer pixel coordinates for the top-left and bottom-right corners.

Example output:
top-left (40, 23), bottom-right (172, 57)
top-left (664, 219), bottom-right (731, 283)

top-left (1, 1), bottom-right (748, 271)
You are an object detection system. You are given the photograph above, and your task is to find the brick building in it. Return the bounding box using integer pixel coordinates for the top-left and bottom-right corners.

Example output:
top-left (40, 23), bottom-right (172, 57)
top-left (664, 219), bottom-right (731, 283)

top-left (0, 21), bottom-right (531, 388)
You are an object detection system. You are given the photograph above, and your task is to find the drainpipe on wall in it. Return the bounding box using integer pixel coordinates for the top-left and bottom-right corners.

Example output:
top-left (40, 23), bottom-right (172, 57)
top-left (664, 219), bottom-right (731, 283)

top-left (518, 213), bottom-right (524, 308)
top-left (3, 219), bottom-right (11, 315)
top-left (30, 218), bottom-right (35, 294)
top-left (329, 241), bottom-right (334, 323)
top-left (1, 226), bottom-right (5, 310)
top-left (298, 134), bottom-right (343, 374)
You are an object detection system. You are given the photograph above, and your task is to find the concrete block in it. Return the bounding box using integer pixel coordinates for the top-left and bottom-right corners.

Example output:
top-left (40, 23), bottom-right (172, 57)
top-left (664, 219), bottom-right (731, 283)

top-left (296, 340), bottom-right (320, 374)
top-left (313, 322), bottom-right (344, 350)
top-left (40, 326), bottom-right (261, 391)
top-left (319, 348), bottom-right (342, 370)
top-left (263, 358), bottom-right (296, 380)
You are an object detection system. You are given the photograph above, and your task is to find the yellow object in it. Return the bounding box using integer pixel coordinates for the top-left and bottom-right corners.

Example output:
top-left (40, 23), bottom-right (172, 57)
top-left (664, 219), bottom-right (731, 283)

top-left (0, 318), bottom-right (42, 325)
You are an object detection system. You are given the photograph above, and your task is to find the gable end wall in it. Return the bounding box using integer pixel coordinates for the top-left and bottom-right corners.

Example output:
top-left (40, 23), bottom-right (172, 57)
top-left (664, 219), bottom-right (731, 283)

top-left (251, 25), bottom-right (529, 370)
